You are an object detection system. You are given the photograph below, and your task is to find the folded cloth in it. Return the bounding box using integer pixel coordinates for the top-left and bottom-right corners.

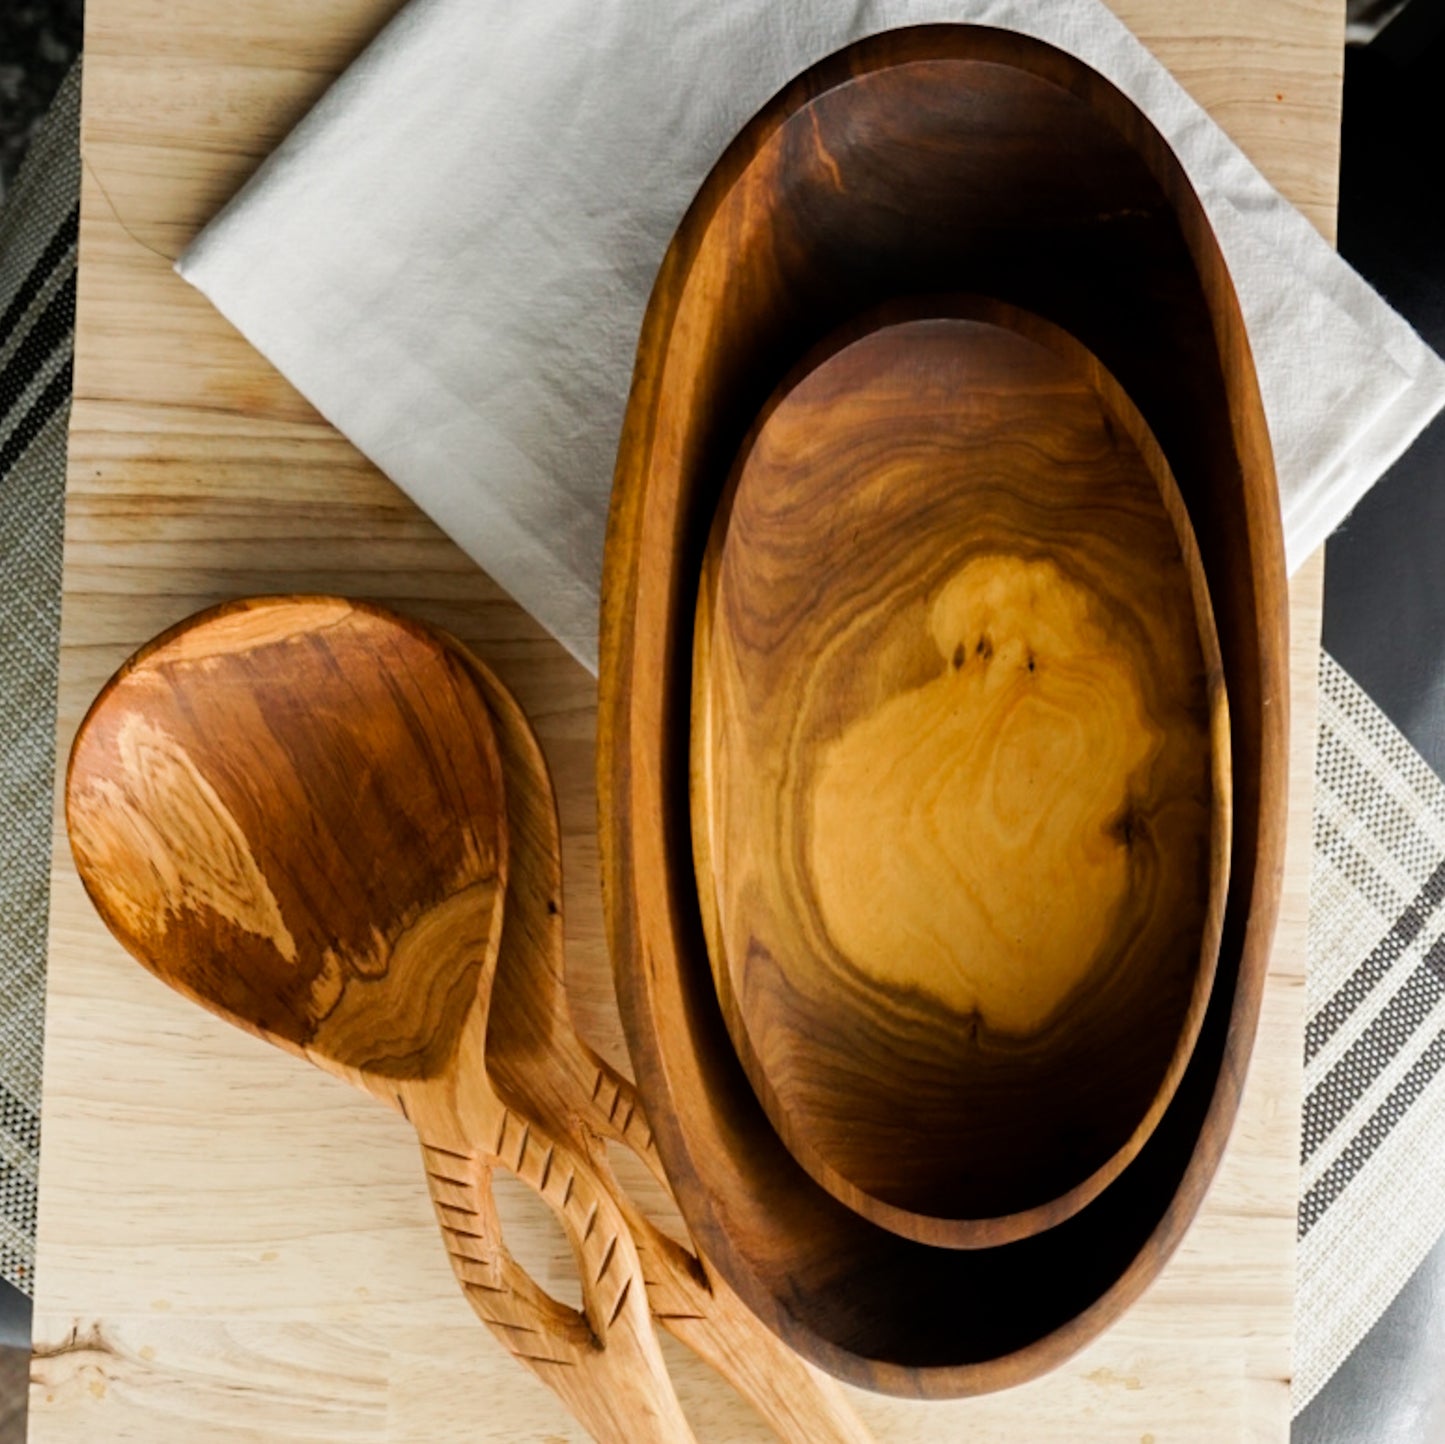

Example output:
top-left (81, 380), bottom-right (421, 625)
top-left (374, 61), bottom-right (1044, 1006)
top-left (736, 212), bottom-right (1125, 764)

top-left (176, 0), bottom-right (1445, 674)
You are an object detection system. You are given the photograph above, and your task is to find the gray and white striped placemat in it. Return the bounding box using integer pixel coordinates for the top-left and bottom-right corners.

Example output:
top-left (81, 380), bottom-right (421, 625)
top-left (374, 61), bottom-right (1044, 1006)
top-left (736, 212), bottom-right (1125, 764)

top-left (0, 60), bottom-right (78, 1300)
top-left (1296, 650), bottom-right (1445, 1411)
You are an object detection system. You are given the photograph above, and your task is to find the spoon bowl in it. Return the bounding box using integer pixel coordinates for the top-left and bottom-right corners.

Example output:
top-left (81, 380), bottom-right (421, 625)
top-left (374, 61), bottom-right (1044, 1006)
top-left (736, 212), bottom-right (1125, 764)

top-left (67, 595), bottom-right (508, 1092)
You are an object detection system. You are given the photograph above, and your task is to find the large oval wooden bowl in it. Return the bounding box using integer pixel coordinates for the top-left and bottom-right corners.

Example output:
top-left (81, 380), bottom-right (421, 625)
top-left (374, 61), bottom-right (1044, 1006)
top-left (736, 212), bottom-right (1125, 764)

top-left (600, 26), bottom-right (1288, 1396)
top-left (690, 298), bottom-right (1231, 1249)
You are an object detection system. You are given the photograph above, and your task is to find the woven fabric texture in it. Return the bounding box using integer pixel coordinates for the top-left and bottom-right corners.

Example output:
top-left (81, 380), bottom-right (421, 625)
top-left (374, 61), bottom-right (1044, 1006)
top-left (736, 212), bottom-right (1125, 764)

top-left (1296, 650), bottom-right (1445, 1411)
top-left (0, 60), bottom-right (78, 1298)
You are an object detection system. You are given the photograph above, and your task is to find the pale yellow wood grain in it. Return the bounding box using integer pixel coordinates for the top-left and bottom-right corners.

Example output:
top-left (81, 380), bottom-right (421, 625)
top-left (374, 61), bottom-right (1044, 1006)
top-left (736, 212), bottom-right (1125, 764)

top-left (31, 0), bottom-right (1339, 1438)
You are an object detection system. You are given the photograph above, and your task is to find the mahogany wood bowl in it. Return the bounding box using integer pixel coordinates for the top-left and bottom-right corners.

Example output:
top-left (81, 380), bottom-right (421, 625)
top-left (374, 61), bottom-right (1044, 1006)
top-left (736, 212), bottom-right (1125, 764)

top-left (600, 25), bottom-right (1288, 1397)
top-left (689, 297), bottom-right (1231, 1250)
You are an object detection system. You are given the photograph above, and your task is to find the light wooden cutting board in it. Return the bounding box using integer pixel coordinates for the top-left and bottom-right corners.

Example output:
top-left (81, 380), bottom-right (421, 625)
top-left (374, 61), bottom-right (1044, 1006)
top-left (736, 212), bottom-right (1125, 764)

top-left (31, 0), bottom-right (1340, 1439)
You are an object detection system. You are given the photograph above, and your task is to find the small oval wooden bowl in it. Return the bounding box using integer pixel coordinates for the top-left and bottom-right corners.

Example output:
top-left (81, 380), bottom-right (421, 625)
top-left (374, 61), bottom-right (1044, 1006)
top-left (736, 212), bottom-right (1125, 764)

top-left (689, 297), bottom-right (1231, 1250)
top-left (600, 25), bottom-right (1289, 1397)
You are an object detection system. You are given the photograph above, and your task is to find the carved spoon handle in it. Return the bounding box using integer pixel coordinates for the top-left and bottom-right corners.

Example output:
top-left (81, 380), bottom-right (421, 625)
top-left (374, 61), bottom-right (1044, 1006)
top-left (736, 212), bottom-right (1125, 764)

top-left (579, 1056), bottom-right (876, 1444)
top-left (417, 1104), bottom-right (696, 1444)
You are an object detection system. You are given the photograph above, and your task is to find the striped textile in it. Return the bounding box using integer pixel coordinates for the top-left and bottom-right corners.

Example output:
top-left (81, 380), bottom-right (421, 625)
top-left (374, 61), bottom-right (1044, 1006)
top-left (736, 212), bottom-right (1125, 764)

top-left (1296, 650), bottom-right (1445, 1411)
top-left (0, 61), bottom-right (78, 1298)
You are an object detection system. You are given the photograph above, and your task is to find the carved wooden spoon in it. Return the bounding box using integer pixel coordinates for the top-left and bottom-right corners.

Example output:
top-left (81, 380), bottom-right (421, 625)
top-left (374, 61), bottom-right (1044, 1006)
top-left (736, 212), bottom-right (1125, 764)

top-left (449, 627), bottom-right (873, 1444)
top-left (66, 594), bottom-right (873, 1444)
top-left (65, 595), bottom-right (693, 1444)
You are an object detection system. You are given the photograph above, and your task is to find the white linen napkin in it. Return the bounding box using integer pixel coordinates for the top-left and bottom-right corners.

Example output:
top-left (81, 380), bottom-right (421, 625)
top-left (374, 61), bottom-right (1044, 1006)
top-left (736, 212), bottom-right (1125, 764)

top-left (176, 0), bottom-right (1445, 675)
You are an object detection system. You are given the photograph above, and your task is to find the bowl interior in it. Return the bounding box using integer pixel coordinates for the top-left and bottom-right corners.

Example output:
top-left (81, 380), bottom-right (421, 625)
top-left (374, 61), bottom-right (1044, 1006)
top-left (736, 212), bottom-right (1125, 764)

top-left (690, 298), bottom-right (1230, 1246)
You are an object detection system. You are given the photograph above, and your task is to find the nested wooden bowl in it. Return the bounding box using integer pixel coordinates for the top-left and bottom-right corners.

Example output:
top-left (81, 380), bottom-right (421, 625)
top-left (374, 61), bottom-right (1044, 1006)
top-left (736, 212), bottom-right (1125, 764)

top-left (689, 297), bottom-right (1231, 1250)
top-left (600, 25), bottom-right (1288, 1397)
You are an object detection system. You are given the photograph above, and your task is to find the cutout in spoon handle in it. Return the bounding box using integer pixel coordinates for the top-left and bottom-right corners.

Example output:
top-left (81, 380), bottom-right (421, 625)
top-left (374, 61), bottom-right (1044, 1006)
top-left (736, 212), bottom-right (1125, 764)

top-left (415, 1108), bottom-right (695, 1444)
top-left (580, 1060), bottom-right (876, 1444)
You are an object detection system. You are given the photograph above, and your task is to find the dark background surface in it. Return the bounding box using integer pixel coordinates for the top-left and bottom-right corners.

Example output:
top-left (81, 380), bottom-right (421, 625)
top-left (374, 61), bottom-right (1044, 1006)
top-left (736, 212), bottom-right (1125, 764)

top-left (1321, 13), bottom-right (1445, 778)
top-left (0, 0), bottom-right (82, 204)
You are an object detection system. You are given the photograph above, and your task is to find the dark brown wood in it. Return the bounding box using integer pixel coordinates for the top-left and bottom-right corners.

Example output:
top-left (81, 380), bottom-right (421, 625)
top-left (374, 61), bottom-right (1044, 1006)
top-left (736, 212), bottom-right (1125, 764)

top-left (691, 299), bottom-right (1230, 1248)
top-left (67, 597), bottom-right (510, 1083)
top-left (599, 25), bottom-right (1289, 1396)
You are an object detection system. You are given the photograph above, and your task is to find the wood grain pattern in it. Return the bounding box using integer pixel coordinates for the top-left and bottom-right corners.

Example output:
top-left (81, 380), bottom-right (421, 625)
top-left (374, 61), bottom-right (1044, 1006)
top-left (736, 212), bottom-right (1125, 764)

top-left (68, 598), bottom-right (509, 1085)
top-left (31, 0), bottom-right (1340, 1438)
top-left (600, 26), bottom-right (1290, 1395)
top-left (691, 300), bottom-right (1230, 1247)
